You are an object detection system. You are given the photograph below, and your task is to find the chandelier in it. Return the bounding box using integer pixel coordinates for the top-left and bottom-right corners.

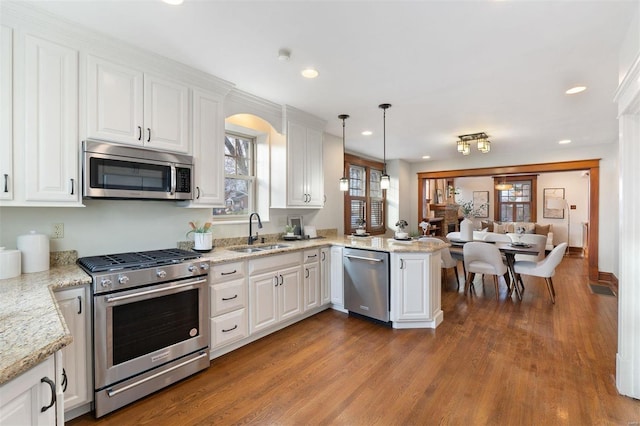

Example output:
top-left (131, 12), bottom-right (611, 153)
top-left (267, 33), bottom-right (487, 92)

top-left (457, 132), bottom-right (491, 155)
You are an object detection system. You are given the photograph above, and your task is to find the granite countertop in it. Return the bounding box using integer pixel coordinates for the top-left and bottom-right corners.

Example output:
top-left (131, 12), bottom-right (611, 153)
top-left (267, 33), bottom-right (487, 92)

top-left (0, 236), bottom-right (446, 385)
top-left (0, 265), bottom-right (92, 384)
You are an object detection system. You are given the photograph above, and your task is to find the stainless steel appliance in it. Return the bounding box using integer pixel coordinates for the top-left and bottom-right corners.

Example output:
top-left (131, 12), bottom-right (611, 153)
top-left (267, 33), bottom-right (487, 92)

top-left (343, 248), bottom-right (390, 323)
top-left (82, 139), bottom-right (194, 200)
top-left (78, 249), bottom-right (210, 418)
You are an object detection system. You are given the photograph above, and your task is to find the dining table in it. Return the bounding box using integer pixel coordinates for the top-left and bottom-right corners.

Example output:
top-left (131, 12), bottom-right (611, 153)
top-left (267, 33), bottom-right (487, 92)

top-left (445, 238), bottom-right (540, 300)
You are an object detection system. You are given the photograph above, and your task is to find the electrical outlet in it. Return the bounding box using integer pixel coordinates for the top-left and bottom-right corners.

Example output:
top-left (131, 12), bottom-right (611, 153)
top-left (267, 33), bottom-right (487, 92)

top-left (52, 223), bottom-right (64, 239)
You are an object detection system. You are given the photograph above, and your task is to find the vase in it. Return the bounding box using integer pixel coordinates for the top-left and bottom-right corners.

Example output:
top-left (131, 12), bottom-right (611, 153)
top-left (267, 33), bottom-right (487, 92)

top-left (194, 232), bottom-right (213, 250)
top-left (460, 217), bottom-right (474, 241)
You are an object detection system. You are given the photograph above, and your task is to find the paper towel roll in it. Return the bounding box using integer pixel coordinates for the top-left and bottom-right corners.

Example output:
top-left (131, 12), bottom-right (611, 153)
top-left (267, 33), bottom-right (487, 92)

top-left (17, 231), bottom-right (49, 273)
top-left (0, 247), bottom-right (21, 279)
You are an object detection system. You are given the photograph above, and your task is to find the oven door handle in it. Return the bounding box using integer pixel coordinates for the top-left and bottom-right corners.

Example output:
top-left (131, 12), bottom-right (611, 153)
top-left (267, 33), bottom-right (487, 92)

top-left (106, 351), bottom-right (209, 398)
top-left (105, 278), bottom-right (207, 303)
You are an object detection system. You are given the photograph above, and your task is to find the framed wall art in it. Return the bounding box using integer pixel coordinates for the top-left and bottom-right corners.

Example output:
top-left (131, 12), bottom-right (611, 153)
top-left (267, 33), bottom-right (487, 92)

top-left (472, 191), bottom-right (489, 218)
top-left (543, 188), bottom-right (565, 219)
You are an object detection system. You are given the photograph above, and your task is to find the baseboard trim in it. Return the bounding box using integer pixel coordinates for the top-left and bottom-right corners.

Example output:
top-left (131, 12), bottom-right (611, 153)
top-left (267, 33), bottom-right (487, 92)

top-left (598, 271), bottom-right (619, 292)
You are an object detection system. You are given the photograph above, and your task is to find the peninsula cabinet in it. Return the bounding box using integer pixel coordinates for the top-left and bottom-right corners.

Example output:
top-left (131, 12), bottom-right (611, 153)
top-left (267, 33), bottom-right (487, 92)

top-left (248, 251), bottom-right (303, 334)
top-left (390, 252), bottom-right (443, 329)
top-left (3, 29), bottom-right (81, 207)
top-left (54, 286), bottom-right (91, 420)
top-left (320, 247), bottom-right (331, 305)
top-left (86, 55), bottom-right (190, 154)
top-left (210, 260), bottom-right (248, 350)
top-left (0, 353), bottom-right (63, 425)
top-left (303, 249), bottom-right (320, 311)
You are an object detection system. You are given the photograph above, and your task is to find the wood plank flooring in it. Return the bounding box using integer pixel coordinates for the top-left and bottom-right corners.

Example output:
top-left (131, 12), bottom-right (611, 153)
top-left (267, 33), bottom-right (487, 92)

top-left (69, 256), bottom-right (640, 425)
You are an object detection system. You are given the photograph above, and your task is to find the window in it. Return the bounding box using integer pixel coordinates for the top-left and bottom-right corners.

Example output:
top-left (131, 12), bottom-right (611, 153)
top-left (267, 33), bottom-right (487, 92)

top-left (494, 176), bottom-right (537, 222)
top-left (344, 154), bottom-right (386, 235)
top-left (213, 132), bottom-right (255, 217)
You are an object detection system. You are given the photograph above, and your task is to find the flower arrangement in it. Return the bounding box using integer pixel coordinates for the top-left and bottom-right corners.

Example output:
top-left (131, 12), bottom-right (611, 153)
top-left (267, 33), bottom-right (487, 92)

top-left (186, 221), bottom-right (212, 238)
top-left (284, 224), bottom-right (296, 234)
top-left (395, 219), bottom-right (408, 230)
top-left (356, 218), bottom-right (366, 227)
top-left (457, 199), bottom-right (488, 218)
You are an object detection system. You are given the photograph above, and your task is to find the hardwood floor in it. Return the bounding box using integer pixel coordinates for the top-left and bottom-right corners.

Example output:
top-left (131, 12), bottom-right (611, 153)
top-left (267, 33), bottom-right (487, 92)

top-left (69, 256), bottom-right (640, 425)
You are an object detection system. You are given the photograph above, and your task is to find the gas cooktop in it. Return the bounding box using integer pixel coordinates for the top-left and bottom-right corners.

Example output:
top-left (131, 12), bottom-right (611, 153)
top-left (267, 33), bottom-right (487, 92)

top-left (78, 248), bottom-right (200, 273)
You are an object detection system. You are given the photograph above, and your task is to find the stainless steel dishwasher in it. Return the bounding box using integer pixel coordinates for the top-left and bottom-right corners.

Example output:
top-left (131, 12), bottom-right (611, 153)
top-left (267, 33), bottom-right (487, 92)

top-left (343, 247), bottom-right (390, 323)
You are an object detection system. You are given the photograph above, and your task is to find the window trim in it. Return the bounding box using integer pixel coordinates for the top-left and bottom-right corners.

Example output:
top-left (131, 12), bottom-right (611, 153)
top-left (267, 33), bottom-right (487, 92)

top-left (344, 153), bottom-right (386, 235)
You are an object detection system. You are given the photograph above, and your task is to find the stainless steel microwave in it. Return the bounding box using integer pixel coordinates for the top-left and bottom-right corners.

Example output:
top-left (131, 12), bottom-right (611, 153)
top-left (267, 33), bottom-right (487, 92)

top-left (82, 140), bottom-right (194, 200)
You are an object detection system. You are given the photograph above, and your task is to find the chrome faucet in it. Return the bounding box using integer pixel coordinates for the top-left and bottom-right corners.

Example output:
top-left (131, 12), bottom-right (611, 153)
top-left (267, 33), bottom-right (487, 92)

top-left (248, 212), bottom-right (263, 245)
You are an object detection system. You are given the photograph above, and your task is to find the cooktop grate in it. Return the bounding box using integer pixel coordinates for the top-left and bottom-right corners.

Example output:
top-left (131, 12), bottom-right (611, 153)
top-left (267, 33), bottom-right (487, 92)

top-left (78, 248), bottom-right (200, 273)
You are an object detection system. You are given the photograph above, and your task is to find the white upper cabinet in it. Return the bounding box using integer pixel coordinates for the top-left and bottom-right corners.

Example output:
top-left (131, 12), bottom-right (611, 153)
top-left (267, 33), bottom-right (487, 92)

top-left (87, 56), bottom-right (190, 154)
top-left (1, 25), bottom-right (13, 201)
top-left (20, 33), bottom-right (80, 204)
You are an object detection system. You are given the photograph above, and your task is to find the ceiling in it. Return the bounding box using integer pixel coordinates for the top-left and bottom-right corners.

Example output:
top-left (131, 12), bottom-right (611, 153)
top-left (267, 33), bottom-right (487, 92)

top-left (29, 0), bottom-right (636, 163)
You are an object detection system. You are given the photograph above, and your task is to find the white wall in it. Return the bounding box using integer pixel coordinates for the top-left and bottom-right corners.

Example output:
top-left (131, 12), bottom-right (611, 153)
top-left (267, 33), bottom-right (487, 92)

top-left (0, 128), bottom-right (344, 257)
top-left (386, 159), bottom-right (412, 234)
top-left (409, 143), bottom-right (619, 275)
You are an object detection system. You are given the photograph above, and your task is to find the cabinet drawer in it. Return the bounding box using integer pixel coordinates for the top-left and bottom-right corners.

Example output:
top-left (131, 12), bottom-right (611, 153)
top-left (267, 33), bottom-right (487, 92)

top-left (303, 249), bottom-right (320, 264)
top-left (211, 261), bottom-right (246, 283)
top-left (211, 309), bottom-right (248, 349)
top-left (210, 278), bottom-right (246, 316)
top-left (249, 251), bottom-right (301, 276)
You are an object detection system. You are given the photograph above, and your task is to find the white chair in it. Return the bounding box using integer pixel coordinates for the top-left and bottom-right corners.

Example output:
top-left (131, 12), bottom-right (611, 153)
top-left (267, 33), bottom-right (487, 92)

top-left (420, 237), bottom-right (461, 289)
top-left (507, 233), bottom-right (548, 262)
top-left (513, 242), bottom-right (567, 304)
top-left (481, 232), bottom-right (512, 243)
top-left (463, 242), bottom-right (509, 300)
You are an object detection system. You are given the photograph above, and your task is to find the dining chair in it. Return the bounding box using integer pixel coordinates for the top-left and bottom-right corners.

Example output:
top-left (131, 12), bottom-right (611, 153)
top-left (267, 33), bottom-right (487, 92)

top-left (420, 237), bottom-right (461, 290)
top-left (513, 242), bottom-right (567, 304)
top-left (507, 233), bottom-right (548, 262)
top-left (481, 233), bottom-right (512, 243)
top-left (463, 242), bottom-right (509, 300)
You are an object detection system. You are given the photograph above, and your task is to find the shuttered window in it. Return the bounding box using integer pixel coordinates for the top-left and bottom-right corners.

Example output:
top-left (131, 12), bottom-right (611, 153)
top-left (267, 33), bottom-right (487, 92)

top-left (494, 176), bottom-right (537, 222)
top-left (344, 154), bottom-right (386, 235)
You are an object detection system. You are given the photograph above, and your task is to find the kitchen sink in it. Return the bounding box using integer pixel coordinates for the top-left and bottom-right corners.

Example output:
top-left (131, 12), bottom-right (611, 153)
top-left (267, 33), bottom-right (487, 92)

top-left (228, 247), bottom-right (266, 254)
top-left (259, 244), bottom-right (290, 250)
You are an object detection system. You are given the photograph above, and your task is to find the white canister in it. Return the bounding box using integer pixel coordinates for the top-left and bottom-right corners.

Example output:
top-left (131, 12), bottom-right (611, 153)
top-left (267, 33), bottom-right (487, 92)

top-left (17, 231), bottom-right (50, 273)
top-left (193, 232), bottom-right (213, 251)
top-left (0, 247), bottom-right (21, 279)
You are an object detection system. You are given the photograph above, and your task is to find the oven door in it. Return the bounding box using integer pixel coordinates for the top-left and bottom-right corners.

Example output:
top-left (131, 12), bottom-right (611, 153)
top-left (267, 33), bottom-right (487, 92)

top-left (93, 276), bottom-right (209, 390)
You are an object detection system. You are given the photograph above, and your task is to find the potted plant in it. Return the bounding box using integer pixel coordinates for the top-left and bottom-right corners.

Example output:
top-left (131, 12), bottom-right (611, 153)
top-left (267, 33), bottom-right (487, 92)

top-left (186, 221), bottom-right (213, 251)
top-left (284, 224), bottom-right (296, 237)
top-left (395, 219), bottom-right (409, 239)
top-left (355, 218), bottom-right (367, 235)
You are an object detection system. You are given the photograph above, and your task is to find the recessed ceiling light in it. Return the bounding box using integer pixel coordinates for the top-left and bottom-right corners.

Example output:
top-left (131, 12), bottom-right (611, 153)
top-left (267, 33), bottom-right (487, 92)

top-left (558, 139), bottom-right (572, 144)
top-left (566, 86), bottom-right (586, 95)
top-left (361, 130), bottom-right (373, 136)
top-left (162, 0), bottom-right (184, 5)
top-left (422, 155), bottom-right (431, 159)
top-left (301, 68), bottom-right (319, 79)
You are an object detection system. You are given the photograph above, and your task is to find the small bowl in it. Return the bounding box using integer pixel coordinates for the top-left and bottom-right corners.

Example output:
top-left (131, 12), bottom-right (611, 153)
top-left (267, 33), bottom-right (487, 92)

top-left (395, 232), bottom-right (409, 239)
top-left (355, 229), bottom-right (367, 235)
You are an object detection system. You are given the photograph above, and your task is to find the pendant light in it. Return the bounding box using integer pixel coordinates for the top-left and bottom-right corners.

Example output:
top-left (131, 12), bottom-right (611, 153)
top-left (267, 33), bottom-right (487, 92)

top-left (338, 114), bottom-right (350, 191)
top-left (379, 103), bottom-right (391, 190)
top-left (495, 176), bottom-right (513, 191)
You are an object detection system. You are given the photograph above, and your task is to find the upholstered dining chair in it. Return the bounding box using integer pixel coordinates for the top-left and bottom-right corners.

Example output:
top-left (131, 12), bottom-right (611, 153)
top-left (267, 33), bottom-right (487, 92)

top-left (507, 233), bottom-right (548, 262)
top-left (463, 242), bottom-right (509, 300)
top-left (513, 242), bottom-right (567, 304)
top-left (420, 237), bottom-right (461, 290)
top-left (481, 232), bottom-right (512, 243)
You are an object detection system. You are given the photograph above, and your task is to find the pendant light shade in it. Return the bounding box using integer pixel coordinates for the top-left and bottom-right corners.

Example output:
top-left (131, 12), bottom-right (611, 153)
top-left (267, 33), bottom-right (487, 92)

top-left (338, 114), bottom-right (350, 191)
top-left (495, 176), bottom-right (513, 191)
top-left (379, 103), bottom-right (391, 190)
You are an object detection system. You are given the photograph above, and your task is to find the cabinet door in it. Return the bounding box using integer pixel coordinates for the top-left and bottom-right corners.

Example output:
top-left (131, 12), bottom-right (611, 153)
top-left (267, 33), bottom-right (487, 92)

top-left (249, 272), bottom-right (278, 334)
top-left (86, 56), bottom-right (144, 146)
top-left (54, 287), bottom-right (90, 412)
top-left (279, 265), bottom-right (303, 321)
top-left (395, 254), bottom-right (430, 321)
top-left (23, 34), bottom-right (79, 203)
top-left (144, 74), bottom-right (189, 153)
top-left (286, 121), bottom-right (307, 206)
top-left (304, 127), bottom-right (324, 207)
top-left (1, 25), bottom-right (13, 201)
top-left (330, 246), bottom-right (344, 307)
top-left (0, 355), bottom-right (57, 425)
top-left (320, 248), bottom-right (331, 305)
top-left (303, 261), bottom-right (320, 311)
top-left (191, 89), bottom-right (224, 206)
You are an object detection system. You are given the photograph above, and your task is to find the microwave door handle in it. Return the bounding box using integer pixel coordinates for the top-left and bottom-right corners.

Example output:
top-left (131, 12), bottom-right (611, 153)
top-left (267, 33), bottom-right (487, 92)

top-left (170, 165), bottom-right (176, 196)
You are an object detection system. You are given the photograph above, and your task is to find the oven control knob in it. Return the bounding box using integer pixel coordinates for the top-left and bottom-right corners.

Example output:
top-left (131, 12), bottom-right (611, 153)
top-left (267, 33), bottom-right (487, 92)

top-left (199, 263), bottom-right (209, 271)
top-left (157, 270), bottom-right (167, 279)
top-left (118, 275), bottom-right (129, 285)
top-left (100, 278), bottom-right (112, 288)
top-left (188, 265), bottom-right (196, 272)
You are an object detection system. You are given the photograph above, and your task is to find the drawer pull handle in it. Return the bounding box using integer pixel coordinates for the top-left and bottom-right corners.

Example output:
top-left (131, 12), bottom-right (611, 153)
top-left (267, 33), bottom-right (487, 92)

top-left (138, 126), bottom-right (142, 141)
top-left (3, 174), bottom-right (8, 192)
top-left (61, 368), bottom-right (68, 392)
top-left (147, 128), bottom-right (151, 142)
top-left (222, 325), bottom-right (238, 333)
top-left (220, 270), bottom-right (237, 276)
top-left (222, 294), bottom-right (238, 301)
top-left (307, 254), bottom-right (318, 259)
top-left (40, 376), bottom-right (56, 412)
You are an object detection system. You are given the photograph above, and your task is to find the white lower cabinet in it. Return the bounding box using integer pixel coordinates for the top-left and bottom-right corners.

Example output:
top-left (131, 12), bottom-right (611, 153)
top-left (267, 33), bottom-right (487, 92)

top-left (391, 252), bottom-right (443, 329)
top-left (330, 246), bottom-right (345, 311)
top-left (249, 251), bottom-right (303, 334)
top-left (320, 247), bottom-right (331, 306)
top-left (210, 261), bottom-right (248, 350)
top-left (54, 286), bottom-right (91, 420)
top-left (303, 249), bottom-right (320, 311)
top-left (0, 353), bottom-right (62, 425)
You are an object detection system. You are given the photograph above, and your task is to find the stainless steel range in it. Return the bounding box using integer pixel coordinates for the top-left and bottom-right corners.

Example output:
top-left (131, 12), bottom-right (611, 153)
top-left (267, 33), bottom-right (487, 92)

top-left (78, 249), bottom-right (210, 418)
